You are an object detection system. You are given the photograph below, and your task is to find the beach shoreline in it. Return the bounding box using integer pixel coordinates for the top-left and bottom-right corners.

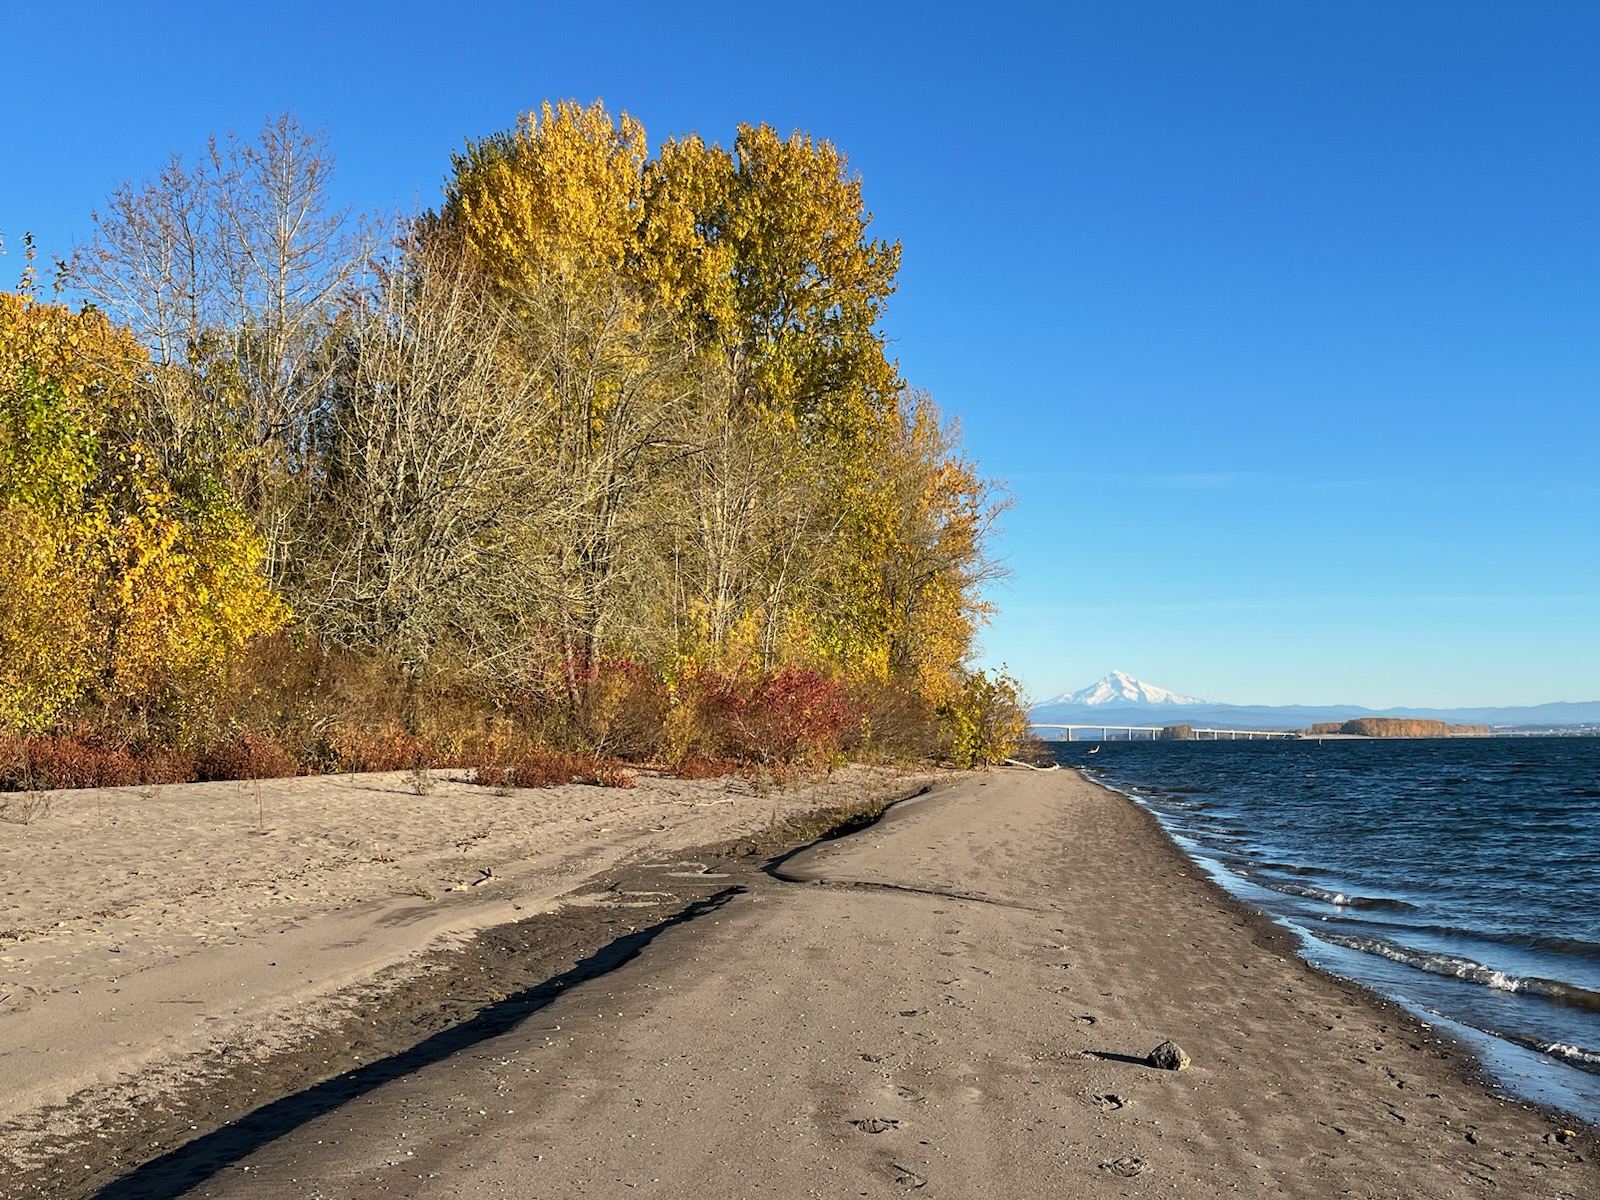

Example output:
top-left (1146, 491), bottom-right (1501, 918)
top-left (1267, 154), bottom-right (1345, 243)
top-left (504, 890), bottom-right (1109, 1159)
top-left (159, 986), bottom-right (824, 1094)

top-left (2, 767), bottom-right (1595, 1198)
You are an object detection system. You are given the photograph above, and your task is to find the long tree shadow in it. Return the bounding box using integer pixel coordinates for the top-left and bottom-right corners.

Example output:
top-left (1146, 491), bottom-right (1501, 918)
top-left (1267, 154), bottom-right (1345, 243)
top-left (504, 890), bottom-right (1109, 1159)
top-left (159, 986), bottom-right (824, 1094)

top-left (88, 886), bottom-right (746, 1200)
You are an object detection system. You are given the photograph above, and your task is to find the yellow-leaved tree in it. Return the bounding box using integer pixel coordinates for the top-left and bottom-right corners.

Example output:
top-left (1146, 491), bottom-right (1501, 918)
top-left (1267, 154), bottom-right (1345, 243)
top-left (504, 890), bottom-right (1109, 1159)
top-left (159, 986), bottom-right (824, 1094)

top-left (639, 124), bottom-right (912, 677)
top-left (437, 103), bottom-right (1007, 734)
top-left (442, 101), bottom-right (692, 695)
top-left (0, 289), bottom-right (286, 737)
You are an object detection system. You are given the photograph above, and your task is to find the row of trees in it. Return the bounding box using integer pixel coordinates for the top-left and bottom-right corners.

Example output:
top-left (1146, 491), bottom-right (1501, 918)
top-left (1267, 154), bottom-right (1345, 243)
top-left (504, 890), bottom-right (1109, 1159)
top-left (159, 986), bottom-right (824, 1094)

top-left (0, 103), bottom-right (1022, 770)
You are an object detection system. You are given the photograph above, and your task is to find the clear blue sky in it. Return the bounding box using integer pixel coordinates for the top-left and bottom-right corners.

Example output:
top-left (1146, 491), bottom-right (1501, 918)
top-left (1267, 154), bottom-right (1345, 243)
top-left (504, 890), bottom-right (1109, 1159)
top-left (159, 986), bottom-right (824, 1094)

top-left (5, 1), bottom-right (1596, 708)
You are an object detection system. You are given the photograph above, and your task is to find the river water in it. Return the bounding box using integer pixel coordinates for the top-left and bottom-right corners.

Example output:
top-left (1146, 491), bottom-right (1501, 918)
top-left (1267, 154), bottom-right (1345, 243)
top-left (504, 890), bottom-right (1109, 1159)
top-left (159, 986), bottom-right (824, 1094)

top-left (1049, 736), bottom-right (1600, 1124)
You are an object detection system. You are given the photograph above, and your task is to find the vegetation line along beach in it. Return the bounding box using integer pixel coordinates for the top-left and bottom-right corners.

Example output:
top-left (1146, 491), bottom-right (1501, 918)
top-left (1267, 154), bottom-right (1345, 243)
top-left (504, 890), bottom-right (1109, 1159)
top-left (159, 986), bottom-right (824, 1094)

top-left (0, 101), bottom-right (1025, 793)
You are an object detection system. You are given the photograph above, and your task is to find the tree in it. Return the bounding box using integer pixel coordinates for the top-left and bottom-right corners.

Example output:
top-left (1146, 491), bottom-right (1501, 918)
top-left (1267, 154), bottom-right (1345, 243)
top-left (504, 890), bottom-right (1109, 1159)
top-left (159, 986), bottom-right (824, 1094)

top-left (940, 668), bottom-right (1027, 767)
top-left (445, 99), bottom-right (647, 293)
top-left (642, 123), bottom-right (902, 438)
top-left (294, 229), bottom-right (552, 686)
top-left (0, 291), bottom-right (286, 735)
top-left (641, 124), bottom-right (914, 678)
top-left (69, 114), bottom-right (368, 583)
top-left (877, 391), bottom-right (1009, 704)
top-left (442, 102), bottom-right (696, 690)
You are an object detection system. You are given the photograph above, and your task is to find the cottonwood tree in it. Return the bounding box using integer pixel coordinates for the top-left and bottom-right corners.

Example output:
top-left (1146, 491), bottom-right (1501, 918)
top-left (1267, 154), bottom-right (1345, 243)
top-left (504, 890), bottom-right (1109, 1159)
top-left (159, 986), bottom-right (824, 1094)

top-left (506, 269), bottom-right (696, 687)
top-left (444, 101), bottom-right (698, 690)
top-left (876, 391), bottom-right (1009, 703)
top-left (642, 123), bottom-right (915, 675)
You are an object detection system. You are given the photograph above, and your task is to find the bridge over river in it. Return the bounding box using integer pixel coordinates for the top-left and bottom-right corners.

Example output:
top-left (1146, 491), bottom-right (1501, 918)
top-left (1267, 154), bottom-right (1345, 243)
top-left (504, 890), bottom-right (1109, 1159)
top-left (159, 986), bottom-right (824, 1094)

top-left (1032, 723), bottom-right (1300, 742)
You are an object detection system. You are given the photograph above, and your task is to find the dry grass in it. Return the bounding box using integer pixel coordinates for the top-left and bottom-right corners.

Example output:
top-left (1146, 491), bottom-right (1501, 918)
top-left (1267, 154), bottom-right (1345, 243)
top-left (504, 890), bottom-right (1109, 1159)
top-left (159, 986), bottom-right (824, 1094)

top-left (0, 789), bottom-right (53, 825)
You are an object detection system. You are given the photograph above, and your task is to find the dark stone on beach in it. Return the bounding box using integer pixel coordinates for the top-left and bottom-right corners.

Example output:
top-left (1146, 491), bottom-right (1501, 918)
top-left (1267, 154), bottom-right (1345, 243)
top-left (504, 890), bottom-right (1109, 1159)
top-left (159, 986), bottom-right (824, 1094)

top-left (1147, 1040), bottom-right (1190, 1070)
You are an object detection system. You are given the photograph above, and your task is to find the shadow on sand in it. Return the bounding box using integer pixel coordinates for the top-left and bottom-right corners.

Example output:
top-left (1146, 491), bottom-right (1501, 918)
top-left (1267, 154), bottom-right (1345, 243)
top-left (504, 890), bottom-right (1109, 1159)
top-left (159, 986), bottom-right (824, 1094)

top-left (88, 886), bottom-right (746, 1200)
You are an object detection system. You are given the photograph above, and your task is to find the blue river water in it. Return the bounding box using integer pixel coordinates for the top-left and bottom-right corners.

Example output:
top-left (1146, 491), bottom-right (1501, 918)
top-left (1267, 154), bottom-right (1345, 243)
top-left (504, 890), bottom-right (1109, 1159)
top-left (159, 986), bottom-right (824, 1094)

top-left (1047, 736), bottom-right (1600, 1124)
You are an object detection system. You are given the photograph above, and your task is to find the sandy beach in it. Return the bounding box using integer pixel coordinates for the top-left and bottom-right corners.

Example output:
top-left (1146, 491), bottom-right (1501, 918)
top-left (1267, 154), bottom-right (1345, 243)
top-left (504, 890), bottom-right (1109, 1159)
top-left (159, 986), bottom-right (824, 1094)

top-left (2, 766), bottom-right (1594, 1198)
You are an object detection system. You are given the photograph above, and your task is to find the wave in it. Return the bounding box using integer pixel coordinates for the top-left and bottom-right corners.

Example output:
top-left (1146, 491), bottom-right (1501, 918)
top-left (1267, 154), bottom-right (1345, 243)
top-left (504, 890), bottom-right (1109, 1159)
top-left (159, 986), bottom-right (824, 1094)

top-left (1482, 930), bottom-right (1600, 964)
top-left (1502, 1033), bottom-right (1600, 1075)
top-left (1186, 825), bottom-right (1252, 843)
top-left (1317, 932), bottom-right (1600, 1013)
top-left (1348, 921), bottom-right (1600, 966)
top-left (1262, 881), bottom-right (1420, 912)
top-left (1542, 1042), bottom-right (1600, 1072)
top-left (1253, 859), bottom-right (1331, 877)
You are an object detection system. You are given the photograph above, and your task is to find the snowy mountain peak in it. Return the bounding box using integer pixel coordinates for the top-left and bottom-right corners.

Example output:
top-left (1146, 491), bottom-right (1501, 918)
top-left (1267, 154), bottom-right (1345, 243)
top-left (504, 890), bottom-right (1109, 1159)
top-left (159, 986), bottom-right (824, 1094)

top-left (1043, 671), bottom-right (1205, 708)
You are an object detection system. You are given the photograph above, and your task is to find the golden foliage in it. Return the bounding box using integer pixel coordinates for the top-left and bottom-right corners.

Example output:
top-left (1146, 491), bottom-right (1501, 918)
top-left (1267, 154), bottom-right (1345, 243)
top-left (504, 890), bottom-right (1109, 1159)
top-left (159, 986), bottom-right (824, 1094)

top-left (0, 292), bottom-right (286, 734)
top-left (940, 668), bottom-right (1028, 768)
top-left (24, 101), bottom-right (1007, 769)
top-left (445, 99), bottom-right (648, 291)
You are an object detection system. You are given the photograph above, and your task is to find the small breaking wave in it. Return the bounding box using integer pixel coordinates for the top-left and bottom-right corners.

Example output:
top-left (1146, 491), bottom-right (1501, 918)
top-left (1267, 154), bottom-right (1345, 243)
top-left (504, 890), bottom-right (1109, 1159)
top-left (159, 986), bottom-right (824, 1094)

top-left (1262, 881), bottom-right (1420, 912)
top-left (1317, 932), bottom-right (1600, 1013)
top-left (1254, 859), bottom-right (1331, 877)
top-left (1542, 1042), bottom-right (1600, 1071)
top-left (1370, 923), bottom-right (1600, 966)
top-left (1502, 1033), bottom-right (1600, 1075)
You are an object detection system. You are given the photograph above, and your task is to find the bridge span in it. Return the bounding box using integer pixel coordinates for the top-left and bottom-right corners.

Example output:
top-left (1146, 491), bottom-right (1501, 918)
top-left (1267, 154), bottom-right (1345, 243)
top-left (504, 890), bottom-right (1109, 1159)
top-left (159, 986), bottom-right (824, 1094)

top-left (1032, 723), bottom-right (1299, 743)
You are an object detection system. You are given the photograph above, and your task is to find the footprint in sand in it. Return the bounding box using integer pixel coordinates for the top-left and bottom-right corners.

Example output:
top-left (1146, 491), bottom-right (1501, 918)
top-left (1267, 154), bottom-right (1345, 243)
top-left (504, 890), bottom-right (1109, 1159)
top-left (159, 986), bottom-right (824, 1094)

top-left (890, 1162), bottom-right (927, 1189)
top-left (1099, 1156), bottom-right (1147, 1177)
top-left (851, 1117), bottom-right (901, 1134)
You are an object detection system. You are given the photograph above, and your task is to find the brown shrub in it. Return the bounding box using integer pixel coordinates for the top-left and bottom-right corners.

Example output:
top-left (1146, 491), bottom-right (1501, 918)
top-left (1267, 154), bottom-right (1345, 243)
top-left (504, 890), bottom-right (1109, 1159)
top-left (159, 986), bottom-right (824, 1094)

top-left (582, 659), bottom-right (669, 760)
top-left (132, 747), bottom-right (198, 785)
top-left (468, 744), bottom-right (636, 790)
top-left (845, 680), bottom-right (943, 763)
top-left (682, 666), bottom-right (857, 767)
top-left (327, 722), bottom-right (434, 773)
top-left (196, 732), bottom-right (300, 782)
top-left (671, 756), bottom-right (745, 780)
top-left (0, 736), bottom-right (136, 790)
top-left (214, 632), bottom-right (497, 772)
top-left (0, 735), bottom-right (199, 791)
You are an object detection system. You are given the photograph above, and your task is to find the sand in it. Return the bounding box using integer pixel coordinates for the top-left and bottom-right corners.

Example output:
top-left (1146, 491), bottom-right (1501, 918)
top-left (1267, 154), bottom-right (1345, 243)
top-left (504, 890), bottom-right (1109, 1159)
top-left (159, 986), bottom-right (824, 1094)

top-left (0, 767), bottom-right (926, 1151)
top-left (2, 766), bottom-right (1595, 1198)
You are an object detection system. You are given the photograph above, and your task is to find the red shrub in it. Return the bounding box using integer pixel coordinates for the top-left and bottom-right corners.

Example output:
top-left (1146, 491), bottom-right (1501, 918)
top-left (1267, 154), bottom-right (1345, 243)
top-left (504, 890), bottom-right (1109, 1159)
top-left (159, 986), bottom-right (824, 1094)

top-left (0, 735), bottom-right (198, 791)
top-left (671, 756), bottom-right (744, 780)
top-left (0, 736), bottom-right (133, 790)
top-left (197, 732), bottom-right (300, 782)
top-left (132, 747), bottom-right (198, 786)
top-left (468, 745), bottom-right (636, 790)
top-left (328, 723), bottom-right (434, 773)
top-left (700, 667), bottom-right (856, 766)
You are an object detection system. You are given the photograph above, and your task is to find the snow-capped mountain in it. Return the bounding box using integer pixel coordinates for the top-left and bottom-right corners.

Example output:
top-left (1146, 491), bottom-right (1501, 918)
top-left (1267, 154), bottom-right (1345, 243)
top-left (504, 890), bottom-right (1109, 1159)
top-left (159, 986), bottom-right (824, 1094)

top-left (1029, 671), bottom-right (1600, 730)
top-left (1038, 670), bottom-right (1206, 709)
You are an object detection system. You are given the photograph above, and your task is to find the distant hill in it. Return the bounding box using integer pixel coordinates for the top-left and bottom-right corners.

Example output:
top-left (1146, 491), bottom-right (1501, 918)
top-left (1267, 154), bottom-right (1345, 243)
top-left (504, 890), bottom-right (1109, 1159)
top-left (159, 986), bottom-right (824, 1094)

top-left (1030, 671), bottom-right (1600, 731)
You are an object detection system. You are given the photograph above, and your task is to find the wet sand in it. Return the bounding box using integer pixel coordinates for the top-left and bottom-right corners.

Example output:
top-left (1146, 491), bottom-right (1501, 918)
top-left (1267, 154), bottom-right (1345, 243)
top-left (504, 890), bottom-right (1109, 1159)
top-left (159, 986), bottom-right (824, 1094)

top-left (3, 767), bottom-right (1595, 1198)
